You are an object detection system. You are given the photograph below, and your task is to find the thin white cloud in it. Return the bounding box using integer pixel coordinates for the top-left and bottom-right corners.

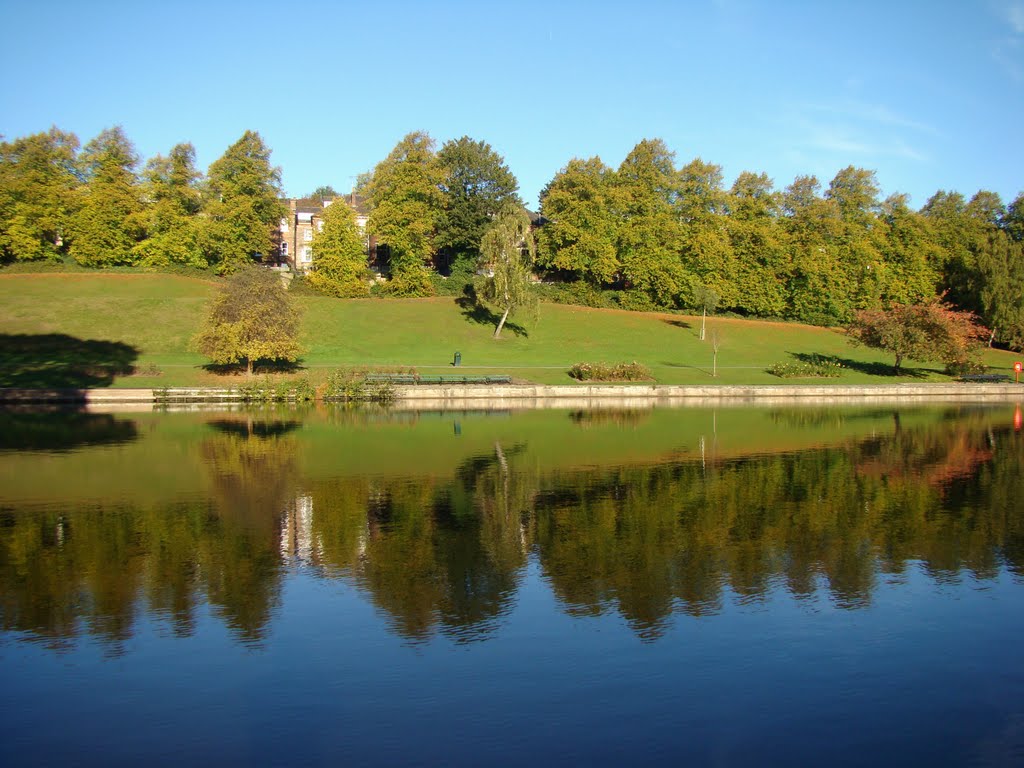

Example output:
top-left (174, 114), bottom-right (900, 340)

top-left (807, 126), bottom-right (928, 163)
top-left (781, 100), bottom-right (934, 166)
top-left (1005, 1), bottom-right (1024, 33)
top-left (991, 1), bottom-right (1024, 79)
top-left (801, 100), bottom-right (938, 136)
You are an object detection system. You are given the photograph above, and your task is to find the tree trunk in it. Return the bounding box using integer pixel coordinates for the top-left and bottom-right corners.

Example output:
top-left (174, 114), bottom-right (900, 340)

top-left (893, 354), bottom-right (902, 375)
top-left (246, 358), bottom-right (253, 376)
top-left (701, 307), bottom-right (706, 341)
top-left (494, 307), bottom-right (511, 338)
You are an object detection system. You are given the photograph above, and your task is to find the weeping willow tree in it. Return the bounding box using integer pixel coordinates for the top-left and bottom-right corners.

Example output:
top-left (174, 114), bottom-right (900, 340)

top-left (479, 208), bottom-right (538, 338)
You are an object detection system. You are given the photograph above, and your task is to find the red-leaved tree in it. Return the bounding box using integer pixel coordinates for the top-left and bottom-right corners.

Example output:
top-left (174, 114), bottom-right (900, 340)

top-left (847, 299), bottom-right (989, 375)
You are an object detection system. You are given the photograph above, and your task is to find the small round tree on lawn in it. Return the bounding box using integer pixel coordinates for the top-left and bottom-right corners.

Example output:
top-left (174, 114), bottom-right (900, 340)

top-left (194, 267), bottom-right (301, 375)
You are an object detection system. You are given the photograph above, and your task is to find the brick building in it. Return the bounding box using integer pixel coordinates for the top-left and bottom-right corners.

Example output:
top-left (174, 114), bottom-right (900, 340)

top-left (275, 194), bottom-right (371, 272)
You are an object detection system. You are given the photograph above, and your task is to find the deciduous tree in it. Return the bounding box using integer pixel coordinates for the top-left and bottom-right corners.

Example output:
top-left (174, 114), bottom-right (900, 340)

top-left (479, 208), bottom-right (537, 338)
top-left (202, 131), bottom-right (285, 272)
top-left (367, 131), bottom-right (443, 293)
top-left (536, 156), bottom-right (620, 285)
top-left (0, 127), bottom-right (80, 262)
top-left (436, 136), bottom-right (520, 274)
top-left (847, 299), bottom-right (988, 374)
top-left (306, 200), bottom-right (369, 297)
top-left (68, 126), bottom-right (145, 266)
top-left (193, 267), bottom-right (301, 375)
top-left (132, 142), bottom-right (205, 267)
top-left (614, 139), bottom-right (684, 306)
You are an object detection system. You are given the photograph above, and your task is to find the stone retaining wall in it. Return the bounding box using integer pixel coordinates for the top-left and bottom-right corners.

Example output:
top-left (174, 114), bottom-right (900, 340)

top-left (0, 383), bottom-right (1021, 409)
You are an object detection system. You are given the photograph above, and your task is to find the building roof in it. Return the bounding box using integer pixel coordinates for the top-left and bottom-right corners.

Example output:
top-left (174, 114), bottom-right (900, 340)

top-left (285, 194), bottom-right (371, 217)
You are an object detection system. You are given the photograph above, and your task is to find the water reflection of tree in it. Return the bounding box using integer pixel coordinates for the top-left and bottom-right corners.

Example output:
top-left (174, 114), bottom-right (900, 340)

top-left (0, 418), bottom-right (300, 652)
top-left (0, 408), bottom-right (138, 451)
top-left (197, 418), bottom-right (300, 642)
top-left (2, 409), bottom-right (1021, 650)
top-left (302, 442), bottom-right (532, 644)
top-left (534, 418), bottom-right (1024, 639)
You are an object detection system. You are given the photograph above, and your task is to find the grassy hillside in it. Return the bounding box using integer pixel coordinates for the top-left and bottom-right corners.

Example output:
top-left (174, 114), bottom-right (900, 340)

top-left (1, 272), bottom-right (1019, 388)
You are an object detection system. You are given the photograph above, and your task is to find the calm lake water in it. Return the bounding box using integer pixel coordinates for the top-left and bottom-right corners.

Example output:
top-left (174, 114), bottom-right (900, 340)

top-left (1, 402), bottom-right (1023, 766)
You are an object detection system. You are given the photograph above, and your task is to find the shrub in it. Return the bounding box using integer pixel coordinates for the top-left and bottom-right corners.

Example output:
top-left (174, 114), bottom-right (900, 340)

top-left (535, 280), bottom-right (614, 309)
top-left (237, 375), bottom-right (315, 402)
top-left (322, 367), bottom-right (414, 402)
top-left (568, 361), bottom-right (652, 381)
top-left (767, 355), bottom-right (844, 378)
top-left (429, 261), bottom-right (477, 297)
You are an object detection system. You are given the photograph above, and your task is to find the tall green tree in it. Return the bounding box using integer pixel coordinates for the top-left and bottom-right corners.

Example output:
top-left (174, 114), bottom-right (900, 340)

top-left (724, 171), bottom-right (788, 316)
top-left (436, 136), bottom-right (520, 274)
top-left (824, 166), bottom-right (886, 311)
top-left (1004, 192), bottom-right (1024, 242)
top-left (0, 127), bottom-right (80, 262)
top-left (921, 190), bottom-right (980, 312)
top-left (614, 139), bottom-right (684, 306)
top-left (132, 142), bottom-right (205, 267)
top-left (977, 229), bottom-right (1024, 349)
top-left (479, 208), bottom-right (537, 338)
top-left (68, 126), bottom-right (145, 266)
top-left (536, 156), bottom-right (620, 285)
top-left (202, 131), bottom-right (285, 273)
top-left (367, 131), bottom-right (443, 294)
top-left (193, 267), bottom-right (301, 375)
top-left (675, 157), bottom-right (734, 309)
top-left (782, 175), bottom-right (847, 324)
top-left (306, 200), bottom-right (370, 297)
top-left (877, 193), bottom-right (942, 306)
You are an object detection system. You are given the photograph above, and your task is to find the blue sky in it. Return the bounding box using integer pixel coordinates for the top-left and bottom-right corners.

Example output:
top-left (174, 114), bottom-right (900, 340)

top-left (2, 0), bottom-right (1022, 210)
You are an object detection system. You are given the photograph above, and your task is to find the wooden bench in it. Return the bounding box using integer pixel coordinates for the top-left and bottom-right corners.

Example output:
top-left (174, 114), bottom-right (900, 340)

top-left (958, 373), bottom-right (1012, 383)
top-left (364, 373), bottom-right (512, 386)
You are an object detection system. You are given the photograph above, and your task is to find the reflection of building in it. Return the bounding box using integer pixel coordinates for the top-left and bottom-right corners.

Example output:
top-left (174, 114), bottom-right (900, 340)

top-left (280, 494), bottom-right (319, 564)
top-left (274, 194), bottom-right (371, 272)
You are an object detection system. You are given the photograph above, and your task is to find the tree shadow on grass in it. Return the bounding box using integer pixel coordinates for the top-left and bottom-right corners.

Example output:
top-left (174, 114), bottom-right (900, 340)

top-left (200, 360), bottom-right (307, 376)
top-left (0, 333), bottom-right (138, 388)
top-left (661, 319), bottom-right (693, 330)
top-left (454, 286), bottom-right (528, 338)
top-left (789, 352), bottom-right (931, 379)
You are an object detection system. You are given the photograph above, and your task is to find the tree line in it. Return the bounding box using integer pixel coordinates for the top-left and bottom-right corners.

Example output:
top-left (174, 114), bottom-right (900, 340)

top-left (2, 126), bottom-right (1022, 348)
top-left (0, 126), bottom-right (284, 273)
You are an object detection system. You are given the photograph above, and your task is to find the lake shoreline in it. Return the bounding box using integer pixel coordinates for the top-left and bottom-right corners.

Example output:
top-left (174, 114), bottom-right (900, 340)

top-left (1, 382), bottom-right (1022, 410)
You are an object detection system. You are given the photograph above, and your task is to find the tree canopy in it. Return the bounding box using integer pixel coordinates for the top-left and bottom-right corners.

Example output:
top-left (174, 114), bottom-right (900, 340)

top-left (479, 208), bottom-right (538, 338)
top-left (202, 130), bottom-right (285, 272)
top-left (846, 299), bottom-right (989, 374)
top-left (436, 136), bottom-right (520, 274)
top-left (193, 267), bottom-right (301, 375)
top-left (0, 127), bottom-right (80, 262)
top-left (366, 131), bottom-right (444, 294)
top-left (306, 200), bottom-right (369, 297)
top-left (1, 124), bottom-right (1022, 350)
top-left (68, 126), bottom-right (145, 267)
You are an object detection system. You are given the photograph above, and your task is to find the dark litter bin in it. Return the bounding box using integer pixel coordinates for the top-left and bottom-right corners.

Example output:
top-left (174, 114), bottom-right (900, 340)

top-left (453, 352), bottom-right (462, 367)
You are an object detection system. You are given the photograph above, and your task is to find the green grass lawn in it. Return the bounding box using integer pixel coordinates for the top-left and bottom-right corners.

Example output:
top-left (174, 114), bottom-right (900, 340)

top-left (1, 271), bottom-right (1020, 388)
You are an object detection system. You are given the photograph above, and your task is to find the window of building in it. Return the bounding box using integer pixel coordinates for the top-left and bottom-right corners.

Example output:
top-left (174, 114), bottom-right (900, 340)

top-left (301, 246), bottom-right (312, 262)
top-left (303, 228), bottom-right (313, 242)
top-left (316, 220), bottom-right (324, 232)
top-left (280, 218), bottom-right (289, 232)
top-left (280, 242), bottom-right (288, 256)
